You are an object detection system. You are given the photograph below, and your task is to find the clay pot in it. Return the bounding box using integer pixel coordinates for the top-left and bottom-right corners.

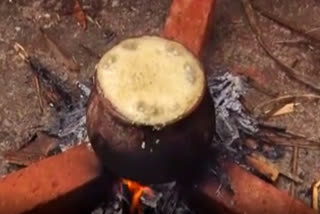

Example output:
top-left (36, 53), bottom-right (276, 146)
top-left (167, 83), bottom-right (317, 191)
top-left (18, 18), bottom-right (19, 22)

top-left (86, 36), bottom-right (215, 184)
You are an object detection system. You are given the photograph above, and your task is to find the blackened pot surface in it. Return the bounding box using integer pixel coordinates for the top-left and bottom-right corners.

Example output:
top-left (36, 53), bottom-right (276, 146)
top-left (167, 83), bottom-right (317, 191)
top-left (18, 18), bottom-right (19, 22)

top-left (86, 85), bottom-right (215, 184)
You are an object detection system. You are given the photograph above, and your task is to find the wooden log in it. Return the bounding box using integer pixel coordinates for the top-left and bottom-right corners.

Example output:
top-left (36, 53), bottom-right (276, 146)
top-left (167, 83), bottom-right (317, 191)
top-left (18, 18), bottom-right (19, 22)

top-left (0, 145), bottom-right (114, 214)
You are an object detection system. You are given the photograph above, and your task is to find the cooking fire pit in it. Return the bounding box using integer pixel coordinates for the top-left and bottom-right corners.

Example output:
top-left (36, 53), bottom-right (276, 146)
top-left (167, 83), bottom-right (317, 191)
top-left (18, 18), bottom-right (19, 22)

top-left (0, 0), bottom-right (316, 214)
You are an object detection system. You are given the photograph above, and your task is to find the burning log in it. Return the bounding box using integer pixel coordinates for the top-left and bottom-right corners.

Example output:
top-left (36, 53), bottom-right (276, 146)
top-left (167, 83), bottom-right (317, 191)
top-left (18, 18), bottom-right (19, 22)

top-left (87, 36), bottom-right (215, 184)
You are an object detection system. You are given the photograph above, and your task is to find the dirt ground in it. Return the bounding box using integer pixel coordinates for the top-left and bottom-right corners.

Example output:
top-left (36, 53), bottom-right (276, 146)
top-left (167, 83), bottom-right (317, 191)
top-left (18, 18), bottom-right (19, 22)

top-left (1, 0), bottom-right (320, 208)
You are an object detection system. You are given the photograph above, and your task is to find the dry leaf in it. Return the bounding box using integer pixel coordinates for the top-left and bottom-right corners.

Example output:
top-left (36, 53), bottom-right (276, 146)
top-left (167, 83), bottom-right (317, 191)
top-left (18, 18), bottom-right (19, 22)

top-left (4, 132), bottom-right (60, 166)
top-left (271, 103), bottom-right (296, 117)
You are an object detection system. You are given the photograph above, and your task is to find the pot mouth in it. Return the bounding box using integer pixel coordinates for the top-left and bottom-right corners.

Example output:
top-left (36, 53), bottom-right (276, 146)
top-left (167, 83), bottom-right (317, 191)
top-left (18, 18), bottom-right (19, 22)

top-left (96, 36), bottom-right (206, 127)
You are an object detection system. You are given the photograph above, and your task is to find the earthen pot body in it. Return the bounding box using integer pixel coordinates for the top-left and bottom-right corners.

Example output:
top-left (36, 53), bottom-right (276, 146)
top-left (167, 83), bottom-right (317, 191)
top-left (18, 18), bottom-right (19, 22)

top-left (87, 79), bottom-right (215, 184)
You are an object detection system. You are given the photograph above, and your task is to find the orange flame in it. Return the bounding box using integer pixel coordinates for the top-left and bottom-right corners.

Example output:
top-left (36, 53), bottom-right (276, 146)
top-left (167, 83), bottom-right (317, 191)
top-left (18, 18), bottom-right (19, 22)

top-left (122, 179), bottom-right (154, 214)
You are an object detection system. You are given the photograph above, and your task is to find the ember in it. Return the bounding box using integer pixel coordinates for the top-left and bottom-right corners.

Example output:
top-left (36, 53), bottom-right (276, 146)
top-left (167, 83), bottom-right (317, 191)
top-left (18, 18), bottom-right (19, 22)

top-left (95, 181), bottom-right (195, 214)
top-left (122, 179), bottom-right (154, 214)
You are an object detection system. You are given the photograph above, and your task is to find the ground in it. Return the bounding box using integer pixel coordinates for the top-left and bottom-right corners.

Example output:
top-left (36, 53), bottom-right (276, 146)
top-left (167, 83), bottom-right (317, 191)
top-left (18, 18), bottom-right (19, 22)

top-left (1, 0), bottom-right (320, 208)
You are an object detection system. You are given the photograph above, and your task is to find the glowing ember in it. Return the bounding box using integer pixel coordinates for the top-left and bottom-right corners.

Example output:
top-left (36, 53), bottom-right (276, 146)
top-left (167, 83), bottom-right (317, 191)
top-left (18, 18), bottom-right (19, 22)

top-left (122, 179), bottom-right (154, 214)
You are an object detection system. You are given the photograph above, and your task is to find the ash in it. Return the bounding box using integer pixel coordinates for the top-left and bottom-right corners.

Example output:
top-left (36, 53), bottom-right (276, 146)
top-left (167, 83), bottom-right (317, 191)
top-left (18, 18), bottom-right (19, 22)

top-left (208, 71), bottom-right (259, 150)
top-left (47, 81), bottom-right (91, 152)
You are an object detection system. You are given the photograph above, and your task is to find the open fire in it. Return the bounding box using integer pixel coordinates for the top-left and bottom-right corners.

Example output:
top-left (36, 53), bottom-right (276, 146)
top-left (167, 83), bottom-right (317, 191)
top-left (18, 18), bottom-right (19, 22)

top-left (102, 179), bottom-right (195, 214)
top-left (122, 179), bottom-right (154, 214)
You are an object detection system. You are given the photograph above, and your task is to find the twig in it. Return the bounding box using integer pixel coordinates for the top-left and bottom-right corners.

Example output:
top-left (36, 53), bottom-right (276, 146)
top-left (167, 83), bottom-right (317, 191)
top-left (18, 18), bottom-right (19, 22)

top-left (257, 125), bottom-right (320, 157)
top-left (284, 129), bottom-right (320, 144)
top-left (86, 15), bottom-right (101, 29)
top-left (40, 28), bottom-right (80, 72)
top-left (254, 94), bottom-right (320, 115)
top-left (258, 122), bottom-right (286, 132)
top-left (276, 143), bottom-right (320, 150)
top-left (259, 121), bottom-right (320, 145)
top-left (14, 42), bottom-right (29, 61)
top-left (290, 146), bottom-right (299, 197)
top-left (251, 1), bottom-right (320, 44)
top-left (15, 43), bottom-right (44, 112)
top-left (313, 181), bottom-right (320, 210)
top-left (248, 79), bottom-right (279, 97)
top-left (33, 75), bottom-right (44, 114)
top-left (306, 27), bottom-right (320, 34)
top-left (28, 60), bottom-right (73, 107)
top-left (14, 42), bottom-right (73, 108)
top-left (79, 44), bottom-right (101, 59)
top-left (260, 134), bottom-right (320, 150)
top-left (247, 139), bottom-right (303, 184)
top-left (274, 39), bottom-right (310, 45)
top-left (241, 0), bottom-right (320, 94)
